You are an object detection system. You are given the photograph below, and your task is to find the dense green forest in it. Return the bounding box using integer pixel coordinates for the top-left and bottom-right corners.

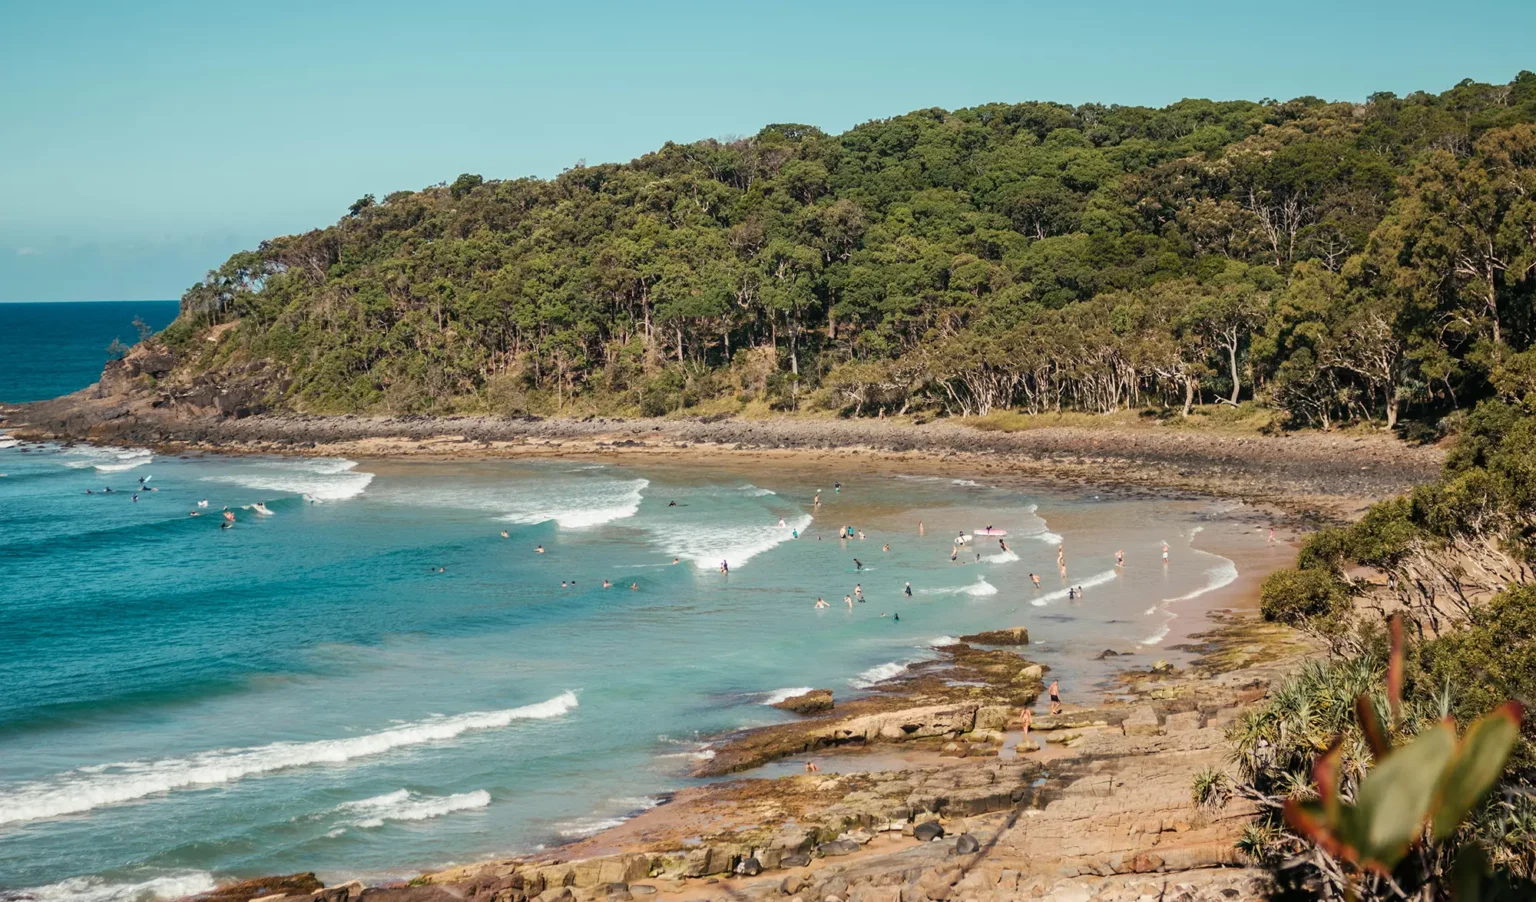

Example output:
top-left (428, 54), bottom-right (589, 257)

top-left (161, 73), bottom-right (1536, 428)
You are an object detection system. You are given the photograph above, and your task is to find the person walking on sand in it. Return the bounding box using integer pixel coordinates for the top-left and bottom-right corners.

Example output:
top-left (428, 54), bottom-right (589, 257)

top-left (1048, 679), bottom-right (1062, 715)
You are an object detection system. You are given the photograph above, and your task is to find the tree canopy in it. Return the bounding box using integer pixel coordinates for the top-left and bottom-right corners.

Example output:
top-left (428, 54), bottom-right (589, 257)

top-left (161, 72), bottom-right (1536, 424)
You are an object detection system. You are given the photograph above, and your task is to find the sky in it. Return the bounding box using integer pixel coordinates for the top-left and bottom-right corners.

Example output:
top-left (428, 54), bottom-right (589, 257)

top-left (2, 0), bottom-right (1534, 303)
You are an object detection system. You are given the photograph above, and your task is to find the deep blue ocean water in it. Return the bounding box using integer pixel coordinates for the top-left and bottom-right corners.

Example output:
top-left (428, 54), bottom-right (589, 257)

top-left (0, 304), bottom-right (1247, 902)
top-left (0, 301), bottom-right (182, 403)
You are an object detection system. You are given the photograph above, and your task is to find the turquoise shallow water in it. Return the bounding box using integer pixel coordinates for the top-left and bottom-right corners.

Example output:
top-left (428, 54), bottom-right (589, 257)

top-left (0, 307), bottom-right (1243, 902)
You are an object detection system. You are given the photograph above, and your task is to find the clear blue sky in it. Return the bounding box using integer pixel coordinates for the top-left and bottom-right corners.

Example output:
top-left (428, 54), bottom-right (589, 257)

top-left (2, 0), bottom-right (1533, 302)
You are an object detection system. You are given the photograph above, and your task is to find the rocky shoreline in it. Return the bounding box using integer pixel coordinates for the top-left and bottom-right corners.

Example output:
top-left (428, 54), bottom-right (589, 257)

top-left (5, 400), bottom-right (1442, 522)
top-left (188, 613), bottom-right (1310, 902)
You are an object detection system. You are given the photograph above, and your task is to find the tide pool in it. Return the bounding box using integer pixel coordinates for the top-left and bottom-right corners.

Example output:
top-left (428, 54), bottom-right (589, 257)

top-left (0, 442), bottom-right (1238, 900)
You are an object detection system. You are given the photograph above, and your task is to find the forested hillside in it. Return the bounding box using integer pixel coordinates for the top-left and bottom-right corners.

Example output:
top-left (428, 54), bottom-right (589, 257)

top-left (158, 73), bottom-right (1536, 427)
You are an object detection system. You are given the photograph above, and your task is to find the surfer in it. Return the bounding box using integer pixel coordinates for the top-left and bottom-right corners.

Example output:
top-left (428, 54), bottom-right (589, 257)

top-left (853, 558), bottom-right (863, 570)
top-left (998, 538), bottom-right (1008, 553)
top-left (198, 499), bottom-right (208, 508)
top-left (904, 582), bottom-right (912, 597)
top-left (220, 520), bottom-right (233, 530)
top-left (668, 500), bottom-right (677, 507)
top-left (84, 489), bottom-right (92, 494)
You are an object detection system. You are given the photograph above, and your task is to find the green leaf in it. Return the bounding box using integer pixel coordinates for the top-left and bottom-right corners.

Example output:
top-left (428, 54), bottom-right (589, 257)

top-left (1353, 721), bottom-right (1457, 869)
top-left (1433, 702), bottom-right (1525, 840)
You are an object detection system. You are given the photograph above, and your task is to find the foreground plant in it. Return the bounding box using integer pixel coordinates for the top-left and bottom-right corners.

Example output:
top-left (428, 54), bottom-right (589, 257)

top-left (1280, 617), bottom-right (1524, 899)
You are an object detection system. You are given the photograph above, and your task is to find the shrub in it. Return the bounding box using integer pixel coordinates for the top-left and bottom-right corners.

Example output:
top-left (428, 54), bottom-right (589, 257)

top-left (1260, 567), bottom-right (1348, 625)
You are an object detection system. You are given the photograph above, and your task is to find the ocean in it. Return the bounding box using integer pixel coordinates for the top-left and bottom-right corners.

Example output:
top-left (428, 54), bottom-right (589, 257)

top-left (0, 301), bottom-right (182, 404)
top-left (0, 304), bottom-right (1244, 902)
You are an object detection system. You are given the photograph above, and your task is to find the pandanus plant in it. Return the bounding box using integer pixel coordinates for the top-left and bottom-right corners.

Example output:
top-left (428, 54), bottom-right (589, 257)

top-left (1284, 616), bottom-right (1524, 897)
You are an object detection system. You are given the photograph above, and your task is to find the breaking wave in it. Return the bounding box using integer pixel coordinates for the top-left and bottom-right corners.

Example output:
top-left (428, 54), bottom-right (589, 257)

top-left (1140, 558), bottom-right (1239, 645)
top-left (203, 458), bottom-right (373, 501)
top-left (337, 788), bottom-right (491, 828)
top-left (920, 575), bottom-right (998, 597)
top-left (1030, 569), bottom-right (1119, 606)
top-left (1, 870), bottom-right (217, 902)
top-left (761, 687), bottom-right (817, 706)
top-left (0, 692), bottom-right (577, 826)
top-left (62, 446), bottom-right (152, 473)
top-left (850, 661), bottom-right (908, 688)
top-left (653, 512), bottom-right (813, 569)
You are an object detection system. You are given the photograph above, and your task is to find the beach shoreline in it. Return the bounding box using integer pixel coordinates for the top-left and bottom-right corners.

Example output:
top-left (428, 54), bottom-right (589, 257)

top-left (2, 406), bottom-right (1355, 902)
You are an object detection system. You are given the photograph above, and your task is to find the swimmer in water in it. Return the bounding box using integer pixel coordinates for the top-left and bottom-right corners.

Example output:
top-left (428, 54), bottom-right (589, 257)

top-left (84, 489), bottom-right (93, 494)
top-left (882, 543), bottom-right (889, 552)
top-left (631, 582), bottom-right (638, 591)
top-left (720, 560), bottom-right (729, 574)
top-left (904, 582), bottom-right (912, 597)
top-left (1030, 573), bottom-right (1041, 588)
top-left (672, 557), bottom-right (680, 565)
top-left (999, 538), bottom-right (1008, 553)
top-left (919, 520), bottom-right (925, 536)
top-left (845, 594), bottom-right (853, 608)
top-left (501, 530), bottom-right (509, 538)
top-left (1067, 587), bottom-right (1076, 600)
top-left (189, 511), bottom-right (200, 517)
top-left (950, 548), bottom-right (958, 562)
top-left (815, 597), bottom-right (830, 609)
top-left (893, 612), bottom-right (899, 622)
top-left (603, 579), bottom-right (611, 588)
top-left (668, 500), bottom-right (677, 507)
top-left (792, 528), bottom-right (799, 539)
top-left (221, 520), bottom-right (233, 530)
top-left (778, 518), bottom-right (786, 529)
top-left (813, 492), bottom-right (821, 506)
top-left (222, 510), bottom-right (235, 523)
top-left (857, 530), bottom-right (865, 540)
top-left (536, 545), bottom-right (545, 553)
top-left (834, 481), bottom-right (841, 493)
top-left (1115, 549), bottom-right (1124, 566)
top-left (854, 584), bottom-right (864, 601)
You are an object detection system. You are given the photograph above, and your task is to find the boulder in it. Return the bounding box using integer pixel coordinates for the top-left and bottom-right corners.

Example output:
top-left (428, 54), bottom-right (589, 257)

top-left (771, 689), bottom-right (834, 715)
top-left (938, 742), bottom-right (968, 758)
top-left (974, 705), bottom-right (1014, 732)
top-left (735, 857), bottom-right (763, 877)
top-left (958, 627), bottom-right (1029, 646)
top-left (780, 874), bottom-right (808, 896)
top-left (815, 840), bottom-right (860, 857)
top-left (829, 704), bottom-right (978, 743)
top-left (1164, 710), bottom-right (1204, 732)
top-left (780, 853), bottom-right (811, 868)
top-left (954, 834), bottom-right (980, 855)
top-left (1096, 649), bottom-right (1120, 659)
top-left (913, 821), bottom-right (945, 842)
top-left (202, 874), bottom-right (326, 902)
top-left (1151, 659), bottom-right (1175, 674)
top-left (1122, 707), bottom-right (1163, 737)
top-left (1018, 664), bottom-right (1044, 682)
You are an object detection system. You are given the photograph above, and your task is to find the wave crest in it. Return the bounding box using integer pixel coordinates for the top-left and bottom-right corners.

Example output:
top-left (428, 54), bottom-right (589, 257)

top-left (203, 458), bottom-right (373, 501)
top-left (0, 691), bottom-right (576, 826)
top-left (337, 788), bottom-right (491, 828)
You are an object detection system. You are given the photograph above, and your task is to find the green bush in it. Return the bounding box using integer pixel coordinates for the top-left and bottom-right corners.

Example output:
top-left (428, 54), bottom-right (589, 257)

top-left (1260, 567), bottom-right (1348, 624)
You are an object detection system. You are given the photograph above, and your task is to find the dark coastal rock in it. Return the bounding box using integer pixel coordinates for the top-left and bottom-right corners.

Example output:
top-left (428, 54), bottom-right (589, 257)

top-left (780, 874), bottom-right (808, 895)
top-left (197, 873), bottom-right (324, 902)
top-left (1097, 649), bottom-right (1120, 659)
top-left (954, 833), bottom-right (980, 854)
top-left (779, 853), bottom-right (811, 868)
top-left (734, 856), bottom-right (763, 876)
top-left (770, 688), bottom-right (833, 715)
top-left (913, 821), bottom-right (945, 842)
top-left (958, 627), bottom-right (1029, 646)
top-left (815, 840), bottom-right (859, 857)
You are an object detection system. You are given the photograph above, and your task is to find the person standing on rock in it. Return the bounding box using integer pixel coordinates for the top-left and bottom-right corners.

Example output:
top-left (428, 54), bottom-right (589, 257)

top-left (1048, 680), bottom-right (1062, 715)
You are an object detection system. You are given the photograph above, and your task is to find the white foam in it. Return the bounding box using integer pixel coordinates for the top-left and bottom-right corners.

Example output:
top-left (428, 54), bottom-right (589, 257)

top-left (554, 796), bottom-right (662, 838)
top-left (930, 636), bottom-right (961, 647)
top-left (203, 458), bottom-right (374, 501)
top-left (1027, 531), bottom-right (1064, 544)
top-left (4, 870), bottom-right (217, 902)
top-left (0, 691), bottom-right (576, 826)
top-left (761, 687), bottom-right (817, 706)
top-left (739, 484), bottom-right (777, 497)
top-left (338, 788), bottom-right (491, 828)
top-left (1139, 559), bottom-right (1239, 646)
top-left (499, 478), bottom-right (649, 529)
top-left (851, 661), bottom-right (908, 688)
top-left (60, 446), bottom-right (153, 472)
top-left (920, 575), bottom-right (999, 597)
top-left (983, 550), bottom-right (1020, 564)
top-left (657, 511), bottom-right (814, 570)
top-left (951, 479), bottom-right (984, 488)
top-left (1030, 569), bottom-right (1119, 606)
top-left (0, 438), bottom-right (17, 450)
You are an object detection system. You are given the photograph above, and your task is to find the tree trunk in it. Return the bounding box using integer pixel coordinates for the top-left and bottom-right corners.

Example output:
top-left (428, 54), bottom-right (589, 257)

top-left (1182, 376), bottom-right (1195, 417)
top-left (1386, 393), bottom-right (1399, 431)
top-left (1228, 342), bottom-right (1241, 405)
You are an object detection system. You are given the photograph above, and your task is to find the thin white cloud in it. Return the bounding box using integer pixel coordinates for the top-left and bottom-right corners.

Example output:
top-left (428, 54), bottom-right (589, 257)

top-left (16, 247), bottom-right (42, 256)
